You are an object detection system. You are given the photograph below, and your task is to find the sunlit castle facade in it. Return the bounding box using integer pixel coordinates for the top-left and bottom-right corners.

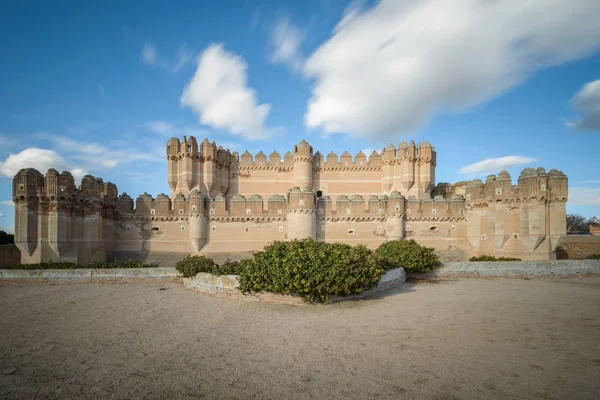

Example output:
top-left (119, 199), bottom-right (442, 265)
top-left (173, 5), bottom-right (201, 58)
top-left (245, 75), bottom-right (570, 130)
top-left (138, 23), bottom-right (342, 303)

top-left (11, 137), bottom-right (568, 264)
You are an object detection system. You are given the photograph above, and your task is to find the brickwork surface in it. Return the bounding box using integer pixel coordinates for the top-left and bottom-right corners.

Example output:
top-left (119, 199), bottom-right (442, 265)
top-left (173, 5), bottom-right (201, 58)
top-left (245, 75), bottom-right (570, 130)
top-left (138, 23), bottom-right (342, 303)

top-left (556, 236), bottom-right (600, 259)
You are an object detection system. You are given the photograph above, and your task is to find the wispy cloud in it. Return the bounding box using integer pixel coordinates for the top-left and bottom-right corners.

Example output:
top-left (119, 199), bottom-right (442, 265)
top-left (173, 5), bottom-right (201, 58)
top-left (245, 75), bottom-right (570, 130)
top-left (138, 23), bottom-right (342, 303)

top-left (141, 41), bottom-right (195, 73)
top-left (302, 0), bottom-right (600, 140)
top-left (181, 43), bottom-right (274, 140)
top-left (268, 16), bottom-right (305, 73)
top-left (566, 78), bottom-right (600, 131)
top-left (0, 213), bottom-right (6, 218)
top-left (569, 187), bottom-right (600, 206)
top-left (143, 121), bottom-right (211, 138)
top-left (1, 200), bottom-right (13, 206)
top-left (459, 156), bottom-right (537, 175)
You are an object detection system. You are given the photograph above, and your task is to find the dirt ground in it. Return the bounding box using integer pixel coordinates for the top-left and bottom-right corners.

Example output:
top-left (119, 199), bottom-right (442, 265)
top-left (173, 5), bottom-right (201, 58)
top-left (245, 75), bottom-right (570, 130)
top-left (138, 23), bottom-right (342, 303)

top-left (1, 277), bottom-right (599, 400)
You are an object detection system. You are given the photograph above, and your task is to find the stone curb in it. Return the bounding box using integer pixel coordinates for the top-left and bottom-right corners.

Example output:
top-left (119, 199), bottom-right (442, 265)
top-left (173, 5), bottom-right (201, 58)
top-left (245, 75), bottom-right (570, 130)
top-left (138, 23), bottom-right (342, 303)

top-left (0, 267), bottom-right (181, 280)
top-left (411, 259), bottom-right (600, 279)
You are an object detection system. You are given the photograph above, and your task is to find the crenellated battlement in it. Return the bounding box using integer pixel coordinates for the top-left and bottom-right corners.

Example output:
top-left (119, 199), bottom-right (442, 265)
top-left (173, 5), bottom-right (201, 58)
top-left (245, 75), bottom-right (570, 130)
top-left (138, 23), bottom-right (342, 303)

top-left (465, 168), bottom-right (568, 204)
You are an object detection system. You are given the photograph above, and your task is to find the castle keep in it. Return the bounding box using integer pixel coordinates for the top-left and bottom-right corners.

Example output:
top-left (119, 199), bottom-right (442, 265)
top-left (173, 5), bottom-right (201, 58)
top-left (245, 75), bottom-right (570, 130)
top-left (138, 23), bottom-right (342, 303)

top-left (11, 137), bottom-right (568, 264)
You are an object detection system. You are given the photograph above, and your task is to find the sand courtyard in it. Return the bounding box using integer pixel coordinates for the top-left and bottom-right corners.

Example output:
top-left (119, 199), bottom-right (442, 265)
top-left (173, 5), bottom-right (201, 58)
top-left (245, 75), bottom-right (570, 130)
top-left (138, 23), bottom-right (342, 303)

top-left (1, 277), bottom-right (599, 399)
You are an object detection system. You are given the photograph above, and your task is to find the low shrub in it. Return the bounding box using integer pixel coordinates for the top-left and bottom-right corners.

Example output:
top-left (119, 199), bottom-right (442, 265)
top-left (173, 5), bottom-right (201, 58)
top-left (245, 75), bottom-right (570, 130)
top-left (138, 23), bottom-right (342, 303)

top-left (9, 259), bottom-right (159, 270)
top-left (174, 255), bottom-right (218, 278)
top-left (174, 256), bottom-right (246, 277)
top-left (237, 239), bottom-right (384, 303)
top-left (469, 255), bottom-right (522, 261)
top-left (587, 254), bottom-right (600, 260)
top-left (219, 259), bottom-right (245, 275)
top-left (374, 239), bottom-right (439, 274)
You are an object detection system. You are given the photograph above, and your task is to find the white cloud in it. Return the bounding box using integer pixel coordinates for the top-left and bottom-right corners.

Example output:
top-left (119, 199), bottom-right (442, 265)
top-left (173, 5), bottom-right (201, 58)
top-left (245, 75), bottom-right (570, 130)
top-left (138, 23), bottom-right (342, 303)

top-left (141, 41), bottom-right (195, 73)
top-left (303, 0), bottom-right (600, 140)
top-left (141, 41), bottom-right (158, 65)
top-left (173, 44), bottom-right (195, 73)
top-left (181, 43), bottom-right (273, 140)
top-left (269, 16), bottom-right (305, 73)
top-left (1, 200), bottom-right (13, 206)
top-left (566, 79), bottom-right (600, 131)
top-left (569, 187), bottom-right (600, 206)
top-left (0, 148), bottom-right (87, 182)
top-left (0, 213), bottom-right (6, 218)
top-left (459, 156), bottom-right (537, 175)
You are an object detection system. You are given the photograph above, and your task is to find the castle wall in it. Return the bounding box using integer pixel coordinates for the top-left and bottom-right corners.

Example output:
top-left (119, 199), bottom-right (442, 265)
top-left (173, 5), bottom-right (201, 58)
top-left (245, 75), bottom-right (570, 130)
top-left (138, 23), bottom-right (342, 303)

top-left (11, 138), bottom-right (569, 265)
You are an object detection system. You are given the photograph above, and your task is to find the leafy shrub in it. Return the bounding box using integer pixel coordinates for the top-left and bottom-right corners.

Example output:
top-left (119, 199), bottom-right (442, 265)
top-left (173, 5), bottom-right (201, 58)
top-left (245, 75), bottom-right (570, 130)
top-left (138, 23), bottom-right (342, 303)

top-left (9, 259), bottom-right (159, 270)
top-left (237, 239), bottom-right (384, 303)
top-left (174, 255), bottom-right (218, 278)
top-left (469, 255), bottom-right (522, 261)
top-left (587, 254), bottom-right (600, 260)
top-left (174, 256), bottom-right (245, 277)
top-left (218, 259), bottom-right (245, 275)
top-left (374, 239), bottom-right (439, 274)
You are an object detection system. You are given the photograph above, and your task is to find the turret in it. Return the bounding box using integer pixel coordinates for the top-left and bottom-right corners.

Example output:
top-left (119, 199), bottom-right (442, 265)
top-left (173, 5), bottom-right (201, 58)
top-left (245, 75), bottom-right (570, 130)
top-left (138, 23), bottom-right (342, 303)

top-left (386, 191), bottom-right (405, 240)
top-left (381, 144), bottom-right (396, 193)
top-left (167, 137), bottom-right (180, 196)
top-left (188, 190), bottom-right (207, 251)
top-left (287, 187), bottom-right (316, 240)
top-left (13, 168), bottom-right (44, 257)
top-left (201, 138), bottom-right (216, 194)
top-left (293, 140), bottom-right (313, 190)
top-left (417, 141), bottom-right (436, 195)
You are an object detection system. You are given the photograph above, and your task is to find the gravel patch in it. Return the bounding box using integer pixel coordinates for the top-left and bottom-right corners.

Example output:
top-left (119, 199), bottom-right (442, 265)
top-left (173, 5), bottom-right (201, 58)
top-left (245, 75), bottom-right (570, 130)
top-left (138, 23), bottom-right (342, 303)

top-left (1, 278), bottom-right (599, 399)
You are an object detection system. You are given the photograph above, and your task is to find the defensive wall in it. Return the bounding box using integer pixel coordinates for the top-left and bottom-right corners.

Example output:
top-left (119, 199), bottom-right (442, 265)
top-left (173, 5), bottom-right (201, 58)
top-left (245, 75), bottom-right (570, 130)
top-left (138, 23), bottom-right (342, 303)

top-left (9, 138), bottom-right (569, 264)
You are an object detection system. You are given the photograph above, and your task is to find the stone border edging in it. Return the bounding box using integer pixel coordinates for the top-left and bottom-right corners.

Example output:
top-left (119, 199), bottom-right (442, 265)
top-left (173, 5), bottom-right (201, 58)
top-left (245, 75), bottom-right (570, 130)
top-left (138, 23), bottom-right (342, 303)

top-left (183, 267), bottom-right (406, 305)
top-left (0, 267), bottom-right (180, 280)
top-left (412, 259), bottom-right (600, 279)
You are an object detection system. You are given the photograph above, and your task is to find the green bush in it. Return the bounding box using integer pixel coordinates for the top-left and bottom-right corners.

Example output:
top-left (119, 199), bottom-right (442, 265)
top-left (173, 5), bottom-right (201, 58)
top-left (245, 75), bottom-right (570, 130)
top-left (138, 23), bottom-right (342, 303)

top-left (237, 239), bottom-right (384, 303)
top-left (174, 255), bottom-right (218, 278)
top-left (9, 259), bottom-right (159, 270)
top-left (469, 255), bottom-right (522, 261)
top-left (174, 256), bottom-right (245, 277)
top-left (374, 239), bottom-right (439, 274)
top-left (219, 259), bottom-right (245, 275)
top-left (587, 254), bottom-right (600, 260)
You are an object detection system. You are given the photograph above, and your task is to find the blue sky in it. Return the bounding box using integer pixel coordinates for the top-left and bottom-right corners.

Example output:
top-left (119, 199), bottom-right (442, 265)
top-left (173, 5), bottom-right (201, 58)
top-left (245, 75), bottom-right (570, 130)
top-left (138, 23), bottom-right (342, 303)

top-left (1, 0), bottom-right (600, 233)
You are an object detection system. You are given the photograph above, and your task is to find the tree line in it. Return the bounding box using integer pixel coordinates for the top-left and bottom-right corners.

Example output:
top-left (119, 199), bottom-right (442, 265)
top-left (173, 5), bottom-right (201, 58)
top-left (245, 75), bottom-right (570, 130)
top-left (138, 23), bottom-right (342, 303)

top-left (566, 214), bottom-right (599, 234)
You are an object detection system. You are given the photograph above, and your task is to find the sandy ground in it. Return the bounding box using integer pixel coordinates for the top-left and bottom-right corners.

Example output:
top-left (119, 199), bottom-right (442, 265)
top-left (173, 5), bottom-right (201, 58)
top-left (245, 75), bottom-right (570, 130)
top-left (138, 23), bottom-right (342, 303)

top-left (1, 277), bottom-right (599, 400)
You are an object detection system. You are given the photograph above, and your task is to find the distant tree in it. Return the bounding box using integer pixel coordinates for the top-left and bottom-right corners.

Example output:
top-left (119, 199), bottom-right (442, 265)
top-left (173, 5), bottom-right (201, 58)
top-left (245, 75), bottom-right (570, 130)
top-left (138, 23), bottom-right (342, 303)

top-left (566, 214), bottom-right (589, 233)
top-left (0, 230), bottom-right (15, 245)
top-left (590, 216), bottom-right (600, 227)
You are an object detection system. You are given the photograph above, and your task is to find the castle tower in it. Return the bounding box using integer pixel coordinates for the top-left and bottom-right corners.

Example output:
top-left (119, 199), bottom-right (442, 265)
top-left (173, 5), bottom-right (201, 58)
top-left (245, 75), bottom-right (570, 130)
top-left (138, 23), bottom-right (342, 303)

top-left (396, 141), bottom-right (415, 194)
top-left (385, 190), bottom-right (405, 240)
top-left (293, 140), bottom-right (313, 190)
top-left (167, 137), bottom-right (180, 197)
top-left (46, 169), bottom-right (71, 258)
top-left (417, 141), bottom-right (436, 196)
top-left (13, 168), bottom-right (44, 260)
top-left (546, 169), bottom-right (568, 251)
top-left (287, 187), bottom-right (317, 240)
top-left (188, 189), bottom-right (208, 252)
top-left (381, 144), bottom-right (396, 194)
top-left (200, 138), bottom-right (216, 194)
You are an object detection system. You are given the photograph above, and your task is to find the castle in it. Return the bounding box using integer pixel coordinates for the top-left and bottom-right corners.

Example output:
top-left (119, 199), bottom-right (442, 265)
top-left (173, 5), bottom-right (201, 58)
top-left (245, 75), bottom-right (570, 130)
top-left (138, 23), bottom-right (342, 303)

top-left (11, 137), bottom-right (568, 264)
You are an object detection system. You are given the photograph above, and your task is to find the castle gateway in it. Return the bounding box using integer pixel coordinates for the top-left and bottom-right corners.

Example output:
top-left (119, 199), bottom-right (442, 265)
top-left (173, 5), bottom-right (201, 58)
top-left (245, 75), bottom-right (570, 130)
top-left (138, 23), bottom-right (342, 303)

top-left (12, 138), bottom-right (568, 264)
